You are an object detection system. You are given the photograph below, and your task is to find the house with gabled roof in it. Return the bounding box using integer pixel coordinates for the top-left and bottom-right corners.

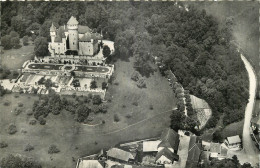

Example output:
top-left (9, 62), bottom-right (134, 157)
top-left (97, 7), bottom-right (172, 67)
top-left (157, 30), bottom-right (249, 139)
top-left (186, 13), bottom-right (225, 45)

top-left (155, 147), bottom-right (179, 164)
top-left (185, 136), bottom-right (203, 168)
top-left (76, 159), bottom-right (104, 168)
top-left (106, 147), bottom-right (136, 163)
top-left (158, 128), bottom-right (180, 153)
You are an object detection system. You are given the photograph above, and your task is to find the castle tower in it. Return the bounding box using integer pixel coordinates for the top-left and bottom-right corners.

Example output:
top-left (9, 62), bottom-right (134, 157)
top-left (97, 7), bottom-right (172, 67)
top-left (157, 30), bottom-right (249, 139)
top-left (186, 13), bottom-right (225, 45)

top-left (50, 23), bottom-right (56, 43)
top-left (67, 16), bottom-right (79, 51)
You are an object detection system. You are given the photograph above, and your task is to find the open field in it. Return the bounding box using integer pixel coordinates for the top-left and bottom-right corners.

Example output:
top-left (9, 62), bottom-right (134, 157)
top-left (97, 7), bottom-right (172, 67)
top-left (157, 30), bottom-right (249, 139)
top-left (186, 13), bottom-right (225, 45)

top-left (0, 44), bottom-right (34, 70)
top-left (0, 57), bottom-right (177, 167)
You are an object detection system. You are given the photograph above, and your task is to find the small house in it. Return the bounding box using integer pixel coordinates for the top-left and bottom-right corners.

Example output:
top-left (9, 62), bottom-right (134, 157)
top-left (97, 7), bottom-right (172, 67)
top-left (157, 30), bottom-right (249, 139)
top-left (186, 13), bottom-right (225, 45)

top-left (209, 143), bottom-right (228, 160)
top-left (224, 135), bottom-right (242, 149)
top-left (76, 159), bottom-right (104, 168)
top-left (106, 148), bottom-right (136, 163)
top-left (155, 148), bottom-right (179, 164)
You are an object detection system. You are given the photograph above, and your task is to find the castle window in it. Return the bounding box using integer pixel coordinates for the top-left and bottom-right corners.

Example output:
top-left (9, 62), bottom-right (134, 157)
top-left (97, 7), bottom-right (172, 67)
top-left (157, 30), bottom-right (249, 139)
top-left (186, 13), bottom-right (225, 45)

top-left (73, 42), bottom-right (75, 45)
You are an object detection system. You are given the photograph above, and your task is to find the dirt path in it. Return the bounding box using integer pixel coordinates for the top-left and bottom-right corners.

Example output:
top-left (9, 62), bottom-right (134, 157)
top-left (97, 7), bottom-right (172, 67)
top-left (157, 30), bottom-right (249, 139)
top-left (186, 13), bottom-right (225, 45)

top-left (240, 54), bottom-right (259, 165)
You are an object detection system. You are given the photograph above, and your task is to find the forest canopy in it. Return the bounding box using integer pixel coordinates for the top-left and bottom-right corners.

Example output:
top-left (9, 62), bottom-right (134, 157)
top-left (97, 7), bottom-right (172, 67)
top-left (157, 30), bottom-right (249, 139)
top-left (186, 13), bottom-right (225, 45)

top-left (1, 2), bottom-right (249, 128)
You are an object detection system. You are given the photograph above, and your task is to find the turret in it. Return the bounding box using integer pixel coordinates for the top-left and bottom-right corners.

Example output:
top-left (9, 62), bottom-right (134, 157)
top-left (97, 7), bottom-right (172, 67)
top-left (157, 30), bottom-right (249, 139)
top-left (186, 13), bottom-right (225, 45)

top-left (67, 16), bottom-right (79, 51)
top-left (50, 23), bottom-right (56, 43)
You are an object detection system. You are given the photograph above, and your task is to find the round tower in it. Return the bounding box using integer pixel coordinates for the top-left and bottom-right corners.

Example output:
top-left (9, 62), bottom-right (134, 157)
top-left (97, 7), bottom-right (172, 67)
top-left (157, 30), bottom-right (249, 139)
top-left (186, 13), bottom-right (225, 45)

top-left (50, 23), bottom-right (56, 43)
top-left (67, 16), bottom-right (79, 51)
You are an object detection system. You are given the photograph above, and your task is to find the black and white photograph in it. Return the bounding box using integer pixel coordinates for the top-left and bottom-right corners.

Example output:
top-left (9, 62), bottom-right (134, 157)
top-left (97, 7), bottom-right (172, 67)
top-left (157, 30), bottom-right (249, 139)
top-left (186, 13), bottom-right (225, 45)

top-left (0, 1), bottom-right (259, 168)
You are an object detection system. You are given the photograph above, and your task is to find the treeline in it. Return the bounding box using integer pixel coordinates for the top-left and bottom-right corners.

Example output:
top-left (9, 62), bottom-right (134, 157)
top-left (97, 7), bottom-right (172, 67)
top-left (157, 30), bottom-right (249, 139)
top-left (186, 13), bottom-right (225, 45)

top-left (1, 2), bottom-right (249, 127)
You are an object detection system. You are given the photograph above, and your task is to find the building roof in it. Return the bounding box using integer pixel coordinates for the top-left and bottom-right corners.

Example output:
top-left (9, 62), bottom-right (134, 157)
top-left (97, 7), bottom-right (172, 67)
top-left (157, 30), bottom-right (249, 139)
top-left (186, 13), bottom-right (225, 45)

top-left (143, 140), bottom-right (161, 152)
top-left (220, 146), bottom-right (228, 156)
top-left (50, 23), bottom-right (56, 32)
top-left (77, 160), bottom-right (104, 168)
top-left (67, 16), bottom-right (78, 25)
top-left (79, 33), bottom-right (92, 42)
top-left (54, 36), bottom-right (62, 43)
top-left (155, 147), bottom-right (179, 162)
top-left (186, 136), bottom-right (203, 168)
top-left (226, 135), bottom-right (241, 144)
top-left (251, 115), bottom-right (260, 125)
top-left (209, 143), bottom-right (221, 153)
top-left (107, 148), bottom-right (135, 162)
top-left (78, 25), bottom-right (91, 34)
top-left (158, 128), bottom-right (180, 151)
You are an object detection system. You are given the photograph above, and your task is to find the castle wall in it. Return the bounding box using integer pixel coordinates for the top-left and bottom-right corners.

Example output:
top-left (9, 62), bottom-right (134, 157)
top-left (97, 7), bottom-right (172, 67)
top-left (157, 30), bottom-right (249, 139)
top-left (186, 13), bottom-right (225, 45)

top-left (79, 42), bottom-right (94, 55)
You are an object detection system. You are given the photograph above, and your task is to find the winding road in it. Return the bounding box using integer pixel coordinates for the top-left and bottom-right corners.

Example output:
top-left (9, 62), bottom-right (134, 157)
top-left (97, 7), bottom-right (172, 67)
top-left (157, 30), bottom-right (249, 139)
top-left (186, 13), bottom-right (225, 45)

top-left (240, 54), bottom-right (259, 165)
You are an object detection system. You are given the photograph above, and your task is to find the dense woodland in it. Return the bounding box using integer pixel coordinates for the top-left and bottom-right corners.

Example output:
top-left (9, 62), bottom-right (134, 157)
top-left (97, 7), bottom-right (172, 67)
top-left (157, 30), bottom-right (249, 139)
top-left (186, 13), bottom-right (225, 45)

top-left (1, 2), bottom-right (249, 129)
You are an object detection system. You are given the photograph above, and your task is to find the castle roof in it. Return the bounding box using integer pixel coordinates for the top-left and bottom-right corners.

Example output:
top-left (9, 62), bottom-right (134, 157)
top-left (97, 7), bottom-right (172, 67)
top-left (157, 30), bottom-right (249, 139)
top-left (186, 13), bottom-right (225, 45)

top-left (79, 33), bottom-right (92, 42)
top-left (78, 25), bottom-right (91, 34)
top-left (67, 16), bottom-right (78, 25)
top-left (50, 23), bottom-right (56, 32)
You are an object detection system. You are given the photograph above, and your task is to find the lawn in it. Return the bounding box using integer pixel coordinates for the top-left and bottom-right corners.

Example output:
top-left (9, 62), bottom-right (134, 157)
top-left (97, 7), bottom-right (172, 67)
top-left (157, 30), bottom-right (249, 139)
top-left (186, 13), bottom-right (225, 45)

top-left (0, 43), bottom-right (34, 70)
top-left (0, 57), bottom-right (177, 167)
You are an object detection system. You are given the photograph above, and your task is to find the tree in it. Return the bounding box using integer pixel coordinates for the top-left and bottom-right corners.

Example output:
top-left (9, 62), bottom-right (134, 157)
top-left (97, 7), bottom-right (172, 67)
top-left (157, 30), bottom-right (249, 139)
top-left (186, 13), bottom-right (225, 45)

top-left (93, 95), bottom-right (102, 105)
top-left (22, 36), bottom-right (29, 46)
top-left (34, 36), bottom-right (48, 57)
top-left (90, 80), bottom-right (97, 89)
top-left (76, 105), bottom-right (90, 122)
top-left (10, 31), bottom-right (19, 38)
top-left (0, 154), bottom-right (42, 168)
top-left (170, 109), bottom-right (185, 131)
top-left (11, 37), bottom-right (21, 49)
top-left (1, 35), bottom-right (12, 49)
top-left (48, 145), bottom-right (60, 154)
top-left (103, 45), bottom-right (111, 58)
top-left (212, 129), bottom-right (223, 143)
top-left (102, 82), bottom-right (107, 90)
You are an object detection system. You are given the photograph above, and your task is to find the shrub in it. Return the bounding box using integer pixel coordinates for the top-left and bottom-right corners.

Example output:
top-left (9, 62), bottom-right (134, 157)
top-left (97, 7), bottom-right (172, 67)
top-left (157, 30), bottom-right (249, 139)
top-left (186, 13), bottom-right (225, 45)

top-left (0, 141), bottom-right (8, 148)
top-left (137, 78), bottom-right (146, 88)
top-left (88, 93), bottom-right (93, 99)
top-left (4, 101), bottom-right (10, 106)
top-left (38, 116), bottom-right (46, 125)
top-left (14, 108), bottom-right (23, 116)
top-left (24, 144), bottom-right (34, 152)
top-left (21, 129), bottom-right (27, 134)
top-left (132, 102), bottom-right (138, 106)
top-left (122, 104), bottom-right (126, 108)
top-left (48, 145), bottom-right (60, 154)
top-left (7, 124), bottom-right (17, 135)
top-left (14, 94), bottom-right (19, 98)
top-left (114, 82), bottom-right (119, 86)
top-left (125, 114), bottom-right (132, 118)
top-left (26, 109), bottom-right (33, 116)
top-left (90, 80), bottom-right (97, 89)
top-left (102, 120), bottom-right (106, 124)
top-left (93, 95), bottom-right (102, 105)
top-left (149, 105), bottom-right (153, 110)
top-left (114, 114), bottom-right (120, 122)
top-left (83, 97), bottom-right (90, 103)
top-left (29, 119), bottom-right (37, 125)
top-left (102, 82), bottom-right (107, 90)
top-left (131, 71), bottom-right (140, 81)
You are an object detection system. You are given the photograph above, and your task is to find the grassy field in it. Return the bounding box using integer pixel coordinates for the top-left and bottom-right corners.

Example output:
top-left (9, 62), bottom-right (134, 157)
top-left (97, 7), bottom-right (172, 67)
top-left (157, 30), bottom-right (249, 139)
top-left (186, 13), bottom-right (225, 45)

top-left (0, 57), bottom-right (177, 168)
top-left (0, 43), bottom-right (34, 70)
